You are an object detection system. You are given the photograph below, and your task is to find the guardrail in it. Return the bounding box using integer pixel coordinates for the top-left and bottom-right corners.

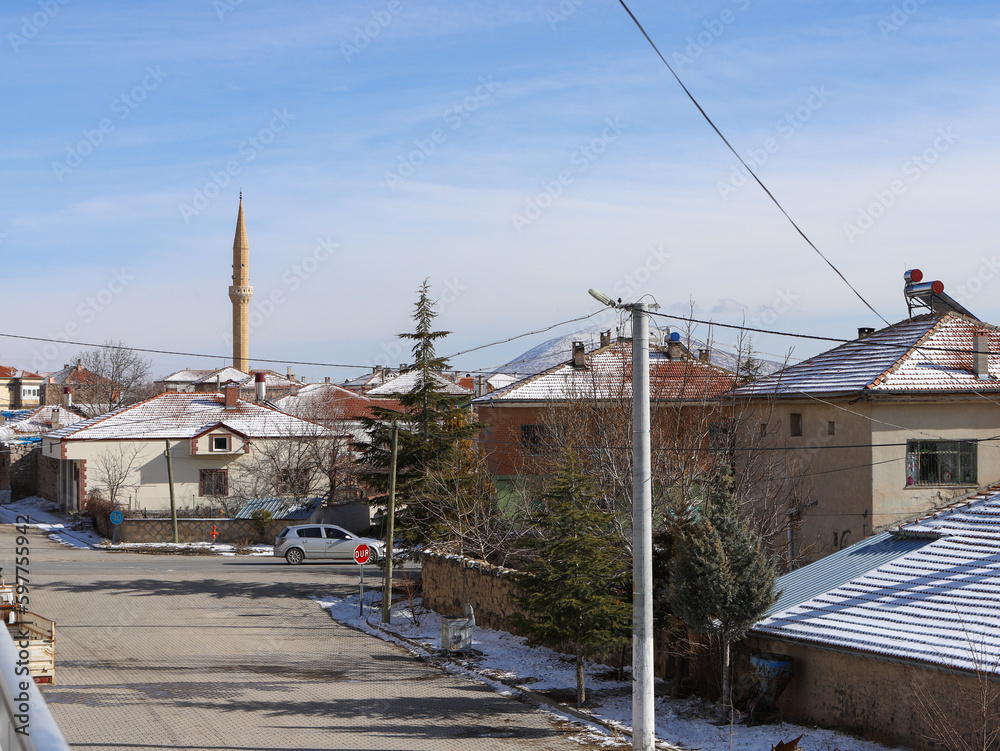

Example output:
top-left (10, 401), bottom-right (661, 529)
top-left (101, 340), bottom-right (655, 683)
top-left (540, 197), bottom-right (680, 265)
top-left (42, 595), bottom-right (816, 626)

top-left (0, 621), bottom-right (69, 751)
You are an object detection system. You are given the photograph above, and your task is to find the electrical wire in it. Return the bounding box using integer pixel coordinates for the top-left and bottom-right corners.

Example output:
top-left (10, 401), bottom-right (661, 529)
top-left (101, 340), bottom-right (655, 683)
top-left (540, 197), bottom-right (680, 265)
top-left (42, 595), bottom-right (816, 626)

top-left (615, 0), bottom-right (890, 327)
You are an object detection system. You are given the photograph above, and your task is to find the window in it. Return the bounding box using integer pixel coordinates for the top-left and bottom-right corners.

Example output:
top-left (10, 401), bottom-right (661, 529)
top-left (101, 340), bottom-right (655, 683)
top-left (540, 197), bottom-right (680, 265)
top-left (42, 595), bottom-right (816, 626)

top-left (199, 469), bottom-right (228, 497)
top-left (324, 527), bottom-right (349, 540)
top-left (789, 413), bottom-right (802, 437)
top-left (20, 387), bottom-right (39, 398)
top-left (210, 435), bottom-right (231, 452)
top-left (828, 421), bottom-right (836, 436)
top-left (520, 424), bottom-right (545, 455)
top-left (906, 440), bottom-right (976, 485)
top-left (296, 527), bottom-right (323, 538)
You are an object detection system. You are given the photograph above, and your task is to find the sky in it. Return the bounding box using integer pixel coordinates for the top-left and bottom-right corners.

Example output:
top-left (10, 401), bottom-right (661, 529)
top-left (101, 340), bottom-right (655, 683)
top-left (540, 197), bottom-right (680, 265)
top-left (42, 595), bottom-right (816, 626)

top-left (1, 0), bottom-right (998, 382)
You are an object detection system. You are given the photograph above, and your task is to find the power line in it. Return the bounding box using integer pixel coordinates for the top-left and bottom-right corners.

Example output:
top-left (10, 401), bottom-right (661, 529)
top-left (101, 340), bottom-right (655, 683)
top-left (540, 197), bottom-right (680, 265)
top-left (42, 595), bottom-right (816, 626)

top-left (615, 0), bottom-right (890, 327)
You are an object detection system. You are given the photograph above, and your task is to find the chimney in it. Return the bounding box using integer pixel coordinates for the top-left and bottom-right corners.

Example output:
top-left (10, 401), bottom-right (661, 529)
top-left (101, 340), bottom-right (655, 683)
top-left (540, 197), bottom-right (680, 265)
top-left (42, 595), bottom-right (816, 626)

top-left (51, 407), bottom-right (60, 429)
top-left (63, 386), bottom-right (73, 408)
top-left (324, 376), bottom-right (330, 383)
top-left (475, 374), bottom-right (485, 397)
top-left (287, 367), bottom-right (294, 381)
top-left (254, 371), bottom-right (266, 401)
top-left (858, 327), bottom-right (875, 339)
top-left (77, 359), bottom-right (82, 369)
top-left (699, 349), bottom-right (710, 363)
top-left (974, 333), bottom-right (990, 380)
top-left (224, 384), bottom-right (239, 409)
top-left (600, 330), bottom-right (611, 348)
top-left (667, 333), bottom-right (683, 360)
top-left (572, 341), bottom-right (586, 369)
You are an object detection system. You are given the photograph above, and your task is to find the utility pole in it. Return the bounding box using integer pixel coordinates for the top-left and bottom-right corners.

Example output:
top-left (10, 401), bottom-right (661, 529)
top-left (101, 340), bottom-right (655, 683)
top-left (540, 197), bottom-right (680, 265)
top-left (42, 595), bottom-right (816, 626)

top-left (381, 423), bottom-right (399, 624)
top-left (164, 439), bottom-right (178, 544)
top-left (589, 290), bottom-right (654, 751)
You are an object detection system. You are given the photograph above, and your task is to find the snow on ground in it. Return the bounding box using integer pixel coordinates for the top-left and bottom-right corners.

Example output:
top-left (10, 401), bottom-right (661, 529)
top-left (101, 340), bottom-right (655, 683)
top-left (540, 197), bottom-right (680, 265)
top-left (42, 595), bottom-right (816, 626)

top-left (0, 496), bottom-right (104, 549)
top-left (316, 589), bottom-right (910, 751)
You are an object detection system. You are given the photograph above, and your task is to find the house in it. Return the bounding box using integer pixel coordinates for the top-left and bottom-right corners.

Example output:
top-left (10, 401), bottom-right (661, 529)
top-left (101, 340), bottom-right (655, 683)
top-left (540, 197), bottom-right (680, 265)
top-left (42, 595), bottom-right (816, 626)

top-left (340, 367), bottom-right (399, 394)
top-left (39, 361), bottom-right (113, 410)
top-left (269, 382), bottom-right (403, 443)
top-left (733, 304), bottom-right (1000, 561)
top-left (154, 367), bottom-right (301, 401)
top-left (40, 388), bottom-right (337, 513)
top-left (0, 365), bottom-right (43, 409)
top-left (474, 337), bottom-right (736, 477)
top-left (748, 484), bottom-right (1000, 750)
top-left (364, 369), bottom-right (474, 400)
top-left (0, 404), bottom-right (87, 502)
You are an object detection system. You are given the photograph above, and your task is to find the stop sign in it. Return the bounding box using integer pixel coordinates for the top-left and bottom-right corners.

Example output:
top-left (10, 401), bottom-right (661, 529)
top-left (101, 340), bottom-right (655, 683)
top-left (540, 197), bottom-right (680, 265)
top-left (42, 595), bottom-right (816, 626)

top-left (354, 543), bottom-right (372, 565)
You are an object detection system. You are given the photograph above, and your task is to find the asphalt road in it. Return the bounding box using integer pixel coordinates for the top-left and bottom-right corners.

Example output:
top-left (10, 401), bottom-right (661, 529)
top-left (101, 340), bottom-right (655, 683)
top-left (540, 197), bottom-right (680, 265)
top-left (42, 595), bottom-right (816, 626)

top-left (0, 523), bottom-right (601, 751)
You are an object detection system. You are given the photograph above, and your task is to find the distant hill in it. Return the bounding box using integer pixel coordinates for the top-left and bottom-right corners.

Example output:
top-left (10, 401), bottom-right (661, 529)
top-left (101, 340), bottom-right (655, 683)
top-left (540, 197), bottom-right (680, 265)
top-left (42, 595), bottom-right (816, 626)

top-left (495, 321), bottom-right (784, 377)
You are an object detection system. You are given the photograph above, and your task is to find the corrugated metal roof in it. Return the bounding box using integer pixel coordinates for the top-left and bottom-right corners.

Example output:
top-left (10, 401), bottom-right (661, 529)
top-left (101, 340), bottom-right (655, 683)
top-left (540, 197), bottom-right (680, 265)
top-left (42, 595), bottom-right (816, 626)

top-left (234, 497), bottom-right (323, 520)
top-left (737, 313), bottom-right (1000, 397)
top-left (754, 488), bottom-right (1000, 674)
top-left (474, 341), bottom-right (735, 403)
top-left (763, 532), bottom-right (931, 618)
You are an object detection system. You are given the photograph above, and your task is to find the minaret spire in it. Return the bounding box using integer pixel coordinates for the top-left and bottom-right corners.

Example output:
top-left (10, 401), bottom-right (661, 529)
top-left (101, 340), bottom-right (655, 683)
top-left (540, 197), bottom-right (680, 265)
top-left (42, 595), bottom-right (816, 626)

top-left (229, 196), bottom-right (253, 373)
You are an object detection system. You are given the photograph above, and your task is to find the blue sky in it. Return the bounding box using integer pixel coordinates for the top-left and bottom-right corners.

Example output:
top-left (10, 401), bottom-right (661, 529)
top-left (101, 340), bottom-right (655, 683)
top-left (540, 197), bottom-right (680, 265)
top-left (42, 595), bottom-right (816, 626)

top-left (1, 0), bottom-right (998, 380)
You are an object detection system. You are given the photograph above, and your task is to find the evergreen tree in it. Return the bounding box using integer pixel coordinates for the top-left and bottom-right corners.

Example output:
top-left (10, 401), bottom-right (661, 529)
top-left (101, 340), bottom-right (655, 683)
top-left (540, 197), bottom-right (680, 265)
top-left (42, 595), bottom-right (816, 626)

top-left (669, 473), bottom-right (776, 720)
top-left (357, 280), bottom-right (480, 542)
top-left (514, 449), bottom-right (631, 707)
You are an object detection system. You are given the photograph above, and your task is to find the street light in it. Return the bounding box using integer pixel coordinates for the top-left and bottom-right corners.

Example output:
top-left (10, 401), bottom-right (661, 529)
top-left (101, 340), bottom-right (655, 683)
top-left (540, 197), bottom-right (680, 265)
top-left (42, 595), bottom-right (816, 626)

top-left (589, 288), bottom-right (654, 751)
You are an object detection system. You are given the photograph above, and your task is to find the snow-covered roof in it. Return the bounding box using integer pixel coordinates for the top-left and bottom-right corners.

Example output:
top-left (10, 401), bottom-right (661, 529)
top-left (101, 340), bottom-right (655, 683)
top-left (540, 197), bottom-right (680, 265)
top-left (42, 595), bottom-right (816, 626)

top-left (366, 369), bottom-right (472, 398)
top-left (753, 485), bottom-right (1000, 674)
top-left (737, 313), bottom-right (1000, 397)
top-left (191, 367), bottom-right (249, 385)
top-left (45, 392), bottom-right (331, 441)
top-left (156, 369), bottom-right (217, 383)
top-left (474, 341), bottom-right (735, 403)
top-left (0, 366), bottom-right (41, 380)
top-left (0, 406), bottom-right (87, 442)
top-left (271, 383), bottom-right (403, 422)
top-left (41, 363), bottom-right (105, 386)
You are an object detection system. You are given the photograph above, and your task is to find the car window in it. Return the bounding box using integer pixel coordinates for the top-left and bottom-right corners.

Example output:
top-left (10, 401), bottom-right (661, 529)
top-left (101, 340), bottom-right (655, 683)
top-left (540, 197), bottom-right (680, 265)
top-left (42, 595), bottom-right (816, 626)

top-left (324, 527), bottom-right (348, 539)
top-left (277, 529), bottom-right (288, 539)
top-left (296, 527), bottom-right (322, 538)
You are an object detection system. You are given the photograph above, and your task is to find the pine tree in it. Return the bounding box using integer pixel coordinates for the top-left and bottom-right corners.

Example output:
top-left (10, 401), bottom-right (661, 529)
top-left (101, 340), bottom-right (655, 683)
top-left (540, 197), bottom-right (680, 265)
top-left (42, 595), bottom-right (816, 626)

top-left (357, 279), bottom-right (480, 543)
top-left (514, 449), bottom-right (631, 707)
top-left (668, 472), bottom-right (776, 720)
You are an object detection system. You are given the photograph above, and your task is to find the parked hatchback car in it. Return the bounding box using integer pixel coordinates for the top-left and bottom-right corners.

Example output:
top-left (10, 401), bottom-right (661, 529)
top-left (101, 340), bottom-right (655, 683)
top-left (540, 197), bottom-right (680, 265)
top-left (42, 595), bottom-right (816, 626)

top-left (274, 524), bottom-right (385, 565)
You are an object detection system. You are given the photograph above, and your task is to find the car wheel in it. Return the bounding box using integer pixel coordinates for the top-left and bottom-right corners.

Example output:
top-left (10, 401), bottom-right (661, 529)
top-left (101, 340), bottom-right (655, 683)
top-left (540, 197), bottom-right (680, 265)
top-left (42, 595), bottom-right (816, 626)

top-left (367, 548), bottom-right (379, 564)
top-left (285, 548), bottom-right (305, 565)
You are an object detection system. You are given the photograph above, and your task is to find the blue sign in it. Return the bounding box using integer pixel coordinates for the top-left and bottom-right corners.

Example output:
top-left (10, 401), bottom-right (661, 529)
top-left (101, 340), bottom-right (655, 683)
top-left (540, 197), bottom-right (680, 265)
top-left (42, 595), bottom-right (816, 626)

top-left (109, 510), bottom-right (124, 526)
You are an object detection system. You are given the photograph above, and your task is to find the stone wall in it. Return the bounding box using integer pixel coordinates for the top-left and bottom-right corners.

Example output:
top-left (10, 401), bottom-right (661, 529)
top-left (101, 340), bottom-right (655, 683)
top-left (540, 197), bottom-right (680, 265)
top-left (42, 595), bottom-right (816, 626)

top-left (36, 453), bottom-right (59, 504)
top-left (748, 636), bottom-right (992, 751)
top-left (421, 551), bottom-right (525, 633)
top-left (92, 513), bottom-right (289, 544)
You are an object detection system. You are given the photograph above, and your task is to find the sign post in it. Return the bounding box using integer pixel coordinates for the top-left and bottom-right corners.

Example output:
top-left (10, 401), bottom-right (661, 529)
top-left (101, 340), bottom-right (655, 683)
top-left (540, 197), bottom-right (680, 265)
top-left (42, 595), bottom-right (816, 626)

top-left (110, 510), bottom-right (124, 545)
top-left (354, 543), bottom-right (371, 617)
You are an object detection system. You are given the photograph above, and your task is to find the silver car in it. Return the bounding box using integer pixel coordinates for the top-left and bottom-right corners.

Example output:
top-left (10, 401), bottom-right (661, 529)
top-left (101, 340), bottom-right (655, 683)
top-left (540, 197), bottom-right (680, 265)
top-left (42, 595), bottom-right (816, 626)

top-left (274, 524), bottom-right (384, 565)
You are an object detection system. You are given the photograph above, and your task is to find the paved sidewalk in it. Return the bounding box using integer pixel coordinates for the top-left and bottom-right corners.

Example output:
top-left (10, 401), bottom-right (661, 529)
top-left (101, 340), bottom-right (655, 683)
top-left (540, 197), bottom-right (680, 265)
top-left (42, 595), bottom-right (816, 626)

top-left (0, 524), bottom-right (602, 751)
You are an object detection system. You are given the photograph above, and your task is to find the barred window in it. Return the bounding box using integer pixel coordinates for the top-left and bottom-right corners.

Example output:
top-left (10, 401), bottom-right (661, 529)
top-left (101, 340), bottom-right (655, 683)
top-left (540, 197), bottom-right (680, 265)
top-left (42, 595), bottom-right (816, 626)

top-left (199, 469), bottom-right (228, 497)
top-left (906, 440), bottom-right (976, 485)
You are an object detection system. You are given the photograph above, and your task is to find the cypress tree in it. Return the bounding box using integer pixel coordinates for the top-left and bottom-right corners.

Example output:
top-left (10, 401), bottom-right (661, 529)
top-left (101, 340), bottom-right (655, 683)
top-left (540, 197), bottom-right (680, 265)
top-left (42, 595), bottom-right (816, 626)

top-left (514, 449), bottom-right (631, 707)
top-left (669, 473), bottom-right (776, 720)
